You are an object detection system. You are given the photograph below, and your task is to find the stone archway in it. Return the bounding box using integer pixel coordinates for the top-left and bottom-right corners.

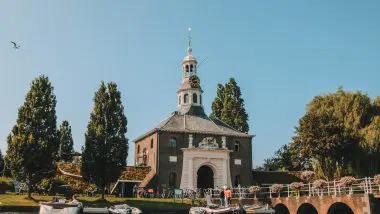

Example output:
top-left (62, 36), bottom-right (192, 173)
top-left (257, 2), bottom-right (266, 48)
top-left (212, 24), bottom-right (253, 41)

top-left (274, 203), bottom-right (290, 214)
top-left (297, 203), bottom-right (318, 214)
top-left (197, 165), bottom-right (214, 189)
top-left (328, 202), bottom-right (354, 214)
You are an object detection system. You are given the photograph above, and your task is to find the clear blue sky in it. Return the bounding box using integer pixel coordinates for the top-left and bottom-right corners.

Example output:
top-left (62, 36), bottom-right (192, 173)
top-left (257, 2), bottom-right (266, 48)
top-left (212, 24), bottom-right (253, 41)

top-left (0, 1), bottom-right (379, 167)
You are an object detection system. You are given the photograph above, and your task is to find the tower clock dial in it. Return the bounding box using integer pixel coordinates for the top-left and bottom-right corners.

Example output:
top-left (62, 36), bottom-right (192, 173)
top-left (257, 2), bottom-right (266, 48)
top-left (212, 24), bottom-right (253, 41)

top-left (189, 75), bottom-right (200, 88)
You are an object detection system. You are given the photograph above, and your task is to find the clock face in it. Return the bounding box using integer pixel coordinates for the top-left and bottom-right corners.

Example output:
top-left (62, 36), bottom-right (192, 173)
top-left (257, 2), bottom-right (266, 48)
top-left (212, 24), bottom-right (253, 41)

top-left (189, 75), bottom-right (200, 88)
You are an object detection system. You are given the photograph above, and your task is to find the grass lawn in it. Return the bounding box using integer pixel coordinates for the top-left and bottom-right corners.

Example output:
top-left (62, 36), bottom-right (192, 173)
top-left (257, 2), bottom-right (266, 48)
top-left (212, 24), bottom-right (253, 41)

top-left (0, 193), bottom-right (193, 210)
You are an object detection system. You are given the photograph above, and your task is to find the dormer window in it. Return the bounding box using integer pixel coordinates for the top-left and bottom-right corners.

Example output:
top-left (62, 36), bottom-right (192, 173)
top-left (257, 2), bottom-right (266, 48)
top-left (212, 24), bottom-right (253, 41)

top-left (193, 93), bottom-right (197, 103)
top-left (184, 94), bottom-right (189, 103)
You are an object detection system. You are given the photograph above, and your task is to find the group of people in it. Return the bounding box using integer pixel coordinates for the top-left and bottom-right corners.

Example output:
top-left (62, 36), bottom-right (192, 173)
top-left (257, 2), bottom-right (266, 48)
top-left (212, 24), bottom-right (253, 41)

top-left (219, 187), bottom-right (232, 207)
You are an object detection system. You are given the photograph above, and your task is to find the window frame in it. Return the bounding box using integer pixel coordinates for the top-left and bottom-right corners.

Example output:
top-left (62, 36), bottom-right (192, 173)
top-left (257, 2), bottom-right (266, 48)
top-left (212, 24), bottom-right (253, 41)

top-left (192, 93), bottom-right (198, 103)
top-left (184, 94), bottom-right (189, 104)
top-left (234, 141), bottom-right (240, 152)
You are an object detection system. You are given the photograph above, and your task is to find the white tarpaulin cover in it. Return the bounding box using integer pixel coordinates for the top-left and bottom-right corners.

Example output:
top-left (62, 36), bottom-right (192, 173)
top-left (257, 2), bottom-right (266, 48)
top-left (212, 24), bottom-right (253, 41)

top-left (39, 204), bottom-right (81, 214)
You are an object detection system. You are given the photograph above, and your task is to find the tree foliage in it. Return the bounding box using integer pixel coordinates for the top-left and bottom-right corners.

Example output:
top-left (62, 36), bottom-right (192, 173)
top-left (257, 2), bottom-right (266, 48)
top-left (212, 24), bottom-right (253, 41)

top-left (81, 82), bottom-right (128, 199)
top-left (58, 120), bottom-right (74, 162)
top-left (0, 149), bottom-right (4, 175)
top-left (211, 78), bottom-right (249, 133)
top-left (263, 145), bottom-right (298, 171)
top-left (289, 88), bottom-right (380, 179)
top-left (5, 75), bottom-right (58, 198)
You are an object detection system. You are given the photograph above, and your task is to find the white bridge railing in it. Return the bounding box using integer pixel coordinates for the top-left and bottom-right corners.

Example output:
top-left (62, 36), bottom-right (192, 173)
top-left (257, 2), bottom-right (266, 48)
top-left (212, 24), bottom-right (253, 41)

top-left (195, 177), bottom-right (380, 199)
top-left (131, 177), bottom-right (380, 200)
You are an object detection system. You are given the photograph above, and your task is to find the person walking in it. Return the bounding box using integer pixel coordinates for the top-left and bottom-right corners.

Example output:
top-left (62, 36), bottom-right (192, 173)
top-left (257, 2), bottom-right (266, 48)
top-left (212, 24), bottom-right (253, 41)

top-left (219, 188), bottom-right (225, 207)
top-left (225, 187), bottom-right (232, 207)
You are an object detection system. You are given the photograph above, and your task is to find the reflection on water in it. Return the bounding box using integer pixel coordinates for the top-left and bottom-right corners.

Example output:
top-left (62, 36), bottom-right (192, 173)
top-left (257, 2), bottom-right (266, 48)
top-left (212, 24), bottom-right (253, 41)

top-left (1, 213), bottom-right (38, 214)
top-left (1, 211), bottom-right (189, 214)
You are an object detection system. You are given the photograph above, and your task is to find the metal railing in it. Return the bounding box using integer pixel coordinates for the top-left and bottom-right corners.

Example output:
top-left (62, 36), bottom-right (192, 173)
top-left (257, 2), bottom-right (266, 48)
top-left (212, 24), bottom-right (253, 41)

top-left (126, 177), bottom-right (380, 200)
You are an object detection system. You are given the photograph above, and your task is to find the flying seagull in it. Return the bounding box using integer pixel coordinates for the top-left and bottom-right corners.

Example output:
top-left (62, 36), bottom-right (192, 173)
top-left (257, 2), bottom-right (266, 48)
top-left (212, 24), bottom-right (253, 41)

top-left (11, 41), bottom-right (20, 49)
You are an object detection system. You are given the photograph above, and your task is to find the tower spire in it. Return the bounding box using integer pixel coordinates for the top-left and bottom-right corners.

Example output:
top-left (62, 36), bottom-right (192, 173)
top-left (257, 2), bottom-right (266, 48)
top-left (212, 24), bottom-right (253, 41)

top-left (187, 27), bottom-right (192, 55)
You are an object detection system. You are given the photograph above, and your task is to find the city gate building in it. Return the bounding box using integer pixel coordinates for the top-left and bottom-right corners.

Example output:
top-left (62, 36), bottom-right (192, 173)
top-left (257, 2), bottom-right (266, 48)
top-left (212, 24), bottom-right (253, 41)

top-left (133, 37), bottom-right (254, 189)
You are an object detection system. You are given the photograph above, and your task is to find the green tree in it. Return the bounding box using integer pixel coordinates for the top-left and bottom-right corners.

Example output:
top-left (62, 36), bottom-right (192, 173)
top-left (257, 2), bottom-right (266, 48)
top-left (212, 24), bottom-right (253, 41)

top-left (263, 144), bottom-right (303, 171)
top-left (58, 120), bottom-right (74, 162)
top-left (5, 75), bottom-right (58, 198)
top-left (290, 88), bottom-right (378, 179)
top-left (292, 112), bottom-right (347, 180)
top-left (211, 78), bottom-right (249, 133)
top-left (0, 149), bottom-right (4, 175)
top-left (82, 82), bottom-right (128, 199)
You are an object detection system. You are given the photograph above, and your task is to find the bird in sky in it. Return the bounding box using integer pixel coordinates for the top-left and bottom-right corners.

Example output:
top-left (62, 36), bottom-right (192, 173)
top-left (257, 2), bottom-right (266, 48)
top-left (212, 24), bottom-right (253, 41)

top-left (11, 41), bottom-right (20, 49)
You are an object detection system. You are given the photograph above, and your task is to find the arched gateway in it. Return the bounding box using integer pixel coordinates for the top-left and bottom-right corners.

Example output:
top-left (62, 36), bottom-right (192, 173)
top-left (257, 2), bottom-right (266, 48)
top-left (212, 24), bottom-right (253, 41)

top-left (197, 165), bottom-right (214, 189)
top-left (180, 145), bottom-right (233, 189)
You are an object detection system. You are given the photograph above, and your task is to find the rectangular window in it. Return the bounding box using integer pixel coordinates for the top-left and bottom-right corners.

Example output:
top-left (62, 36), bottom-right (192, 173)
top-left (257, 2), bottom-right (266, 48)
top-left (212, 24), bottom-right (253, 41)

top-left (234, 159), bottom-right (241, 165)
top-left (169, 172), bottom-right (176, 188)
top-left (169, 156), bottom-right (177, 162)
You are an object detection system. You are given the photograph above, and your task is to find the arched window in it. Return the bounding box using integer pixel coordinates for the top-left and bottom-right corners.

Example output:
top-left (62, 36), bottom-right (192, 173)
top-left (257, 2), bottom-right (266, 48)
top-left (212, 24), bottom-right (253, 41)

top-left (179, 95), bottom-right (181, 105)
top-left (200, 94), bottom-right (202, 105)
top-left (184, 94), bottom-right (189, 103)
top-left (193, 93), bottom-right (197, 103)
top-left (150, 139), bottom-right (154, 148)
top-left (142, 148), bottom-right (147, 166)
top-left (234, 141), bottom-right (240, 152)
top-left (190, 64), bottom-right (194, 73)
top-left (137, 145), bottom-right (140, 153)
top-left (168, 137), bottom-right (177, 148)
top-left (185, 65), bottom-right (189, 76)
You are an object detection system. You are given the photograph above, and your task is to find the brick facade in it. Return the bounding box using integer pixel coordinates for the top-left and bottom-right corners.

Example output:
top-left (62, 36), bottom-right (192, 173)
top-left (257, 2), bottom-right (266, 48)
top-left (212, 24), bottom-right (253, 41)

top-left (134, 131), bottom-right (253, 188)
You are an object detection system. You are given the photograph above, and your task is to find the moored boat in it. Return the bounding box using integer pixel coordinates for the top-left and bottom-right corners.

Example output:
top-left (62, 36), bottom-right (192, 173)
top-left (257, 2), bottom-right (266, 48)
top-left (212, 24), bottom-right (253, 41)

top-left (39, 201), bottom-right (82, 214)
top-left (108, 204), bottom-right (142, 214)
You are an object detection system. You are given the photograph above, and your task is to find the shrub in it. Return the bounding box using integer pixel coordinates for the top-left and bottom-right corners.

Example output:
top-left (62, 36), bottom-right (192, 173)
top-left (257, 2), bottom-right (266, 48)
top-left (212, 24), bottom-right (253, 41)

top-left (374, 175), bottom-right (380, 185)
top-left (300, 171), bottom-right (315, 182)
top-left (271, 184), bottom-right (283, 193)
top-left (248, 185), bottom-right (260, 193)
top-left (289, 182), bottom-right (304, 191)
top-left (339, 176), bottom-right (356, 187)
top-left (0, 176), bottom-right (14, 193)
top-left (312, 179), bottom-right (327, 189)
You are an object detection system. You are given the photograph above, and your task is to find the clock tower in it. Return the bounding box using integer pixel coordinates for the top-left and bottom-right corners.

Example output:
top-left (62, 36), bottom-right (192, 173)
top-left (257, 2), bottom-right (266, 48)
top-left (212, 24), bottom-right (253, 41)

top-left (177, 30), bottom-right (204, 115)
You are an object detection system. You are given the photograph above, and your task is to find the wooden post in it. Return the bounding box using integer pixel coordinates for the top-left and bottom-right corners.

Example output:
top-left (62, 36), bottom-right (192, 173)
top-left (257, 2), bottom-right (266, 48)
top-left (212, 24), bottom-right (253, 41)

top-left (308, 182), bottom-right (311, 197)
top-left (287, 184), bottom-right (290, 198)
top-left (327, 181), bottom-right (330, 196)
top-left (269, 187), bottom-right (272, 199)
top-left (334, 180), bottom-right (337, 196)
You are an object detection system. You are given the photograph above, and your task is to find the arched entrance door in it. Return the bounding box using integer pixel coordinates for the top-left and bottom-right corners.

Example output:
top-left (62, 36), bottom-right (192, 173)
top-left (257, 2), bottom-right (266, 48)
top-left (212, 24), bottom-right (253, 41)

top-left (197, 165), bottom-right (214, 189)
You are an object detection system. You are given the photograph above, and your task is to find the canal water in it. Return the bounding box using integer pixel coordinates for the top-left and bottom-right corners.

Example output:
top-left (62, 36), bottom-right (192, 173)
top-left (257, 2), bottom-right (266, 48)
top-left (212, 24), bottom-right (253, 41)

top-left (0, 210), bottom-right (189, 214)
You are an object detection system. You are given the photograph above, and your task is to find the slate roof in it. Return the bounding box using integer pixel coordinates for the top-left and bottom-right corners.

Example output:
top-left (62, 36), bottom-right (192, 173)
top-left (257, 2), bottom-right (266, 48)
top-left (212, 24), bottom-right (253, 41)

top-left (134, 109), bottom-right (253, 142)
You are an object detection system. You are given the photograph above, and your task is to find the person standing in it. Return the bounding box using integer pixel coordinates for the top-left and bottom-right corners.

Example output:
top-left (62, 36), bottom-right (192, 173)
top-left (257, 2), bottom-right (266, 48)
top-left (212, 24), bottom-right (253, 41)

top-left (219, 188), bottom-right (225, 207)
top-left (225, 187), bottom-right (232, 207)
